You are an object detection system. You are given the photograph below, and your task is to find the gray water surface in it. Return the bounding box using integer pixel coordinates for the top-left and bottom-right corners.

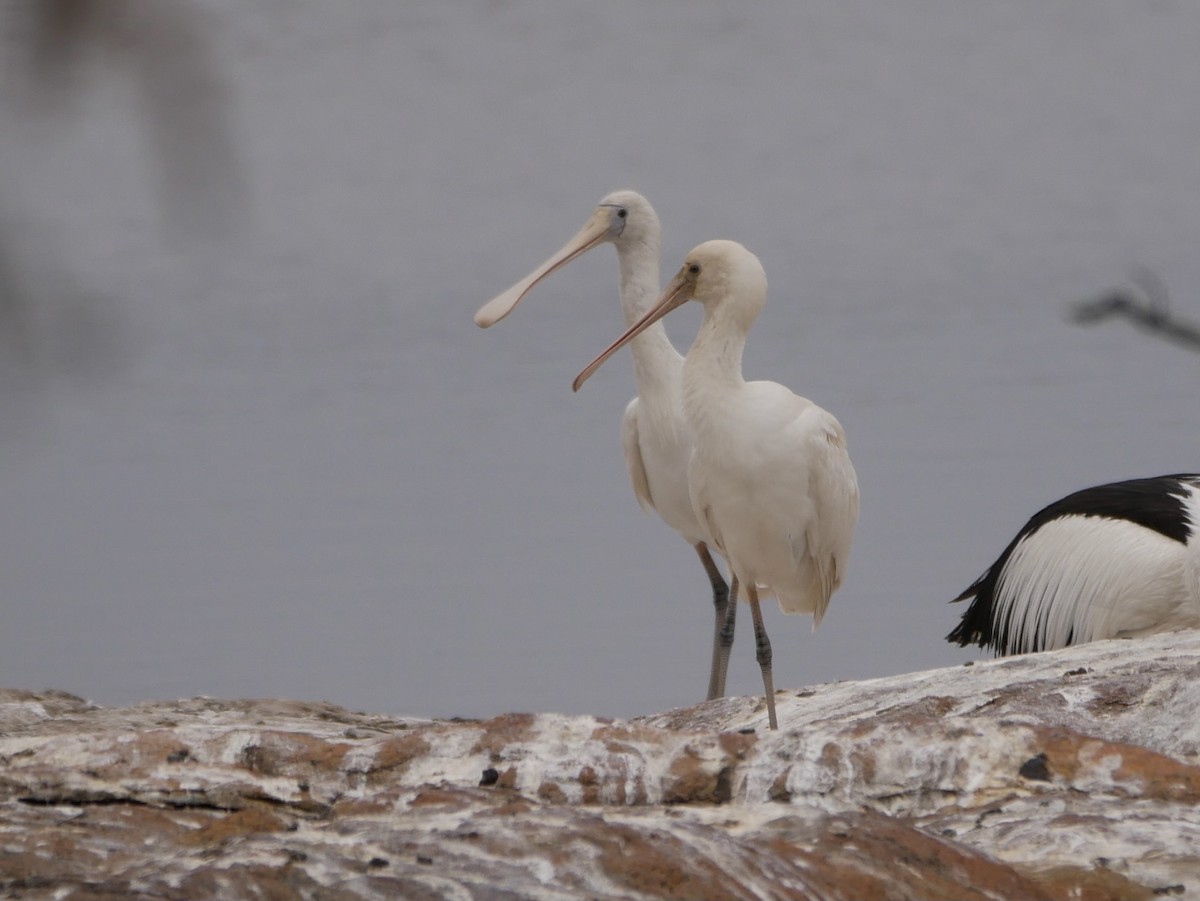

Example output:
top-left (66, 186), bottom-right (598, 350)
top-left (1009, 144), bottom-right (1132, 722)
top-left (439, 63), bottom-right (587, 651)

top-left (0, 1), bottom-right (1196, 719)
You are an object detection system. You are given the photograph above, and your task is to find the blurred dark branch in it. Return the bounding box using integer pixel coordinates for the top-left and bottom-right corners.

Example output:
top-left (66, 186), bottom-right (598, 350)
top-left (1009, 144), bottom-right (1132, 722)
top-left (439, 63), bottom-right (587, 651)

top-left (119, 3), bottom-right (246, 237)
top-left (23, 0), bottom-right (97, 100)
top-left (0, 0), bottom-right (243, 414)
top-left (0, 226), bottom-right (33, 369)
top-left (9, 0), bottom-right (245, 238)
top-left (1069, 267), bottom-right (1200, 353)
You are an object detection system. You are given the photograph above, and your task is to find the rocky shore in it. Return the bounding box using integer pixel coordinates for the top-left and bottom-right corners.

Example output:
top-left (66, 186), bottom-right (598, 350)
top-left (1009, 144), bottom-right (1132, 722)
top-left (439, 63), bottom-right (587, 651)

top-left (3, 630), bottom-right (1200, 899)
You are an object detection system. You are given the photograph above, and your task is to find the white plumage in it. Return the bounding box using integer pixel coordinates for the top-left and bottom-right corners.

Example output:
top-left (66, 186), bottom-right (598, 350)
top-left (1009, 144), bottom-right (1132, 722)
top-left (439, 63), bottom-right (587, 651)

top-left (949, 474), bottom-right (1200, 655)
top-left (476, 191), bottom-right (738, 700)
top-left (575, 240), bottom-right (860, 729)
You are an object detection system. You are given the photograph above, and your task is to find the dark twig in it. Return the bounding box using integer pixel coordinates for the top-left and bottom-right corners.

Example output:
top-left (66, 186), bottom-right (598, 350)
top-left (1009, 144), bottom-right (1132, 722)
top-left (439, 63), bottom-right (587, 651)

top-left (1069, 267), bottom-right (1200, 352)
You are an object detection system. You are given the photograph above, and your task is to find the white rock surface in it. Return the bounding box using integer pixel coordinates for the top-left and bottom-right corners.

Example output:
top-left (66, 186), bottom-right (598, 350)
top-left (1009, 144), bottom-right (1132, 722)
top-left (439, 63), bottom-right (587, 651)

top-left (3, 631), bottom-right (1200, 899)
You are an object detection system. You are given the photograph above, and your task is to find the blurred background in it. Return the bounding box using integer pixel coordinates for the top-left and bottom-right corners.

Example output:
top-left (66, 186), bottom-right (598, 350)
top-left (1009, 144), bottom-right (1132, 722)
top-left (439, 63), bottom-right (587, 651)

top-left (0, 1), bottom-right (1196, 719)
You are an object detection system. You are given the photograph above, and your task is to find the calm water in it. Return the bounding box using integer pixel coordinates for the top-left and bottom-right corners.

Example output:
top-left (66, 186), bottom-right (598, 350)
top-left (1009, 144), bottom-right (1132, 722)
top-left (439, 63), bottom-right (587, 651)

top-left (0, 1), bottom-right (1196, 719)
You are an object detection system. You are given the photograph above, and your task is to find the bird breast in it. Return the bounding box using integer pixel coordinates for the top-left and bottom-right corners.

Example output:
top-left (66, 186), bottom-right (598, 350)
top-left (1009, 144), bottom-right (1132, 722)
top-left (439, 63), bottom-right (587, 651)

top-left (685, 381), bottom-right (857, 615)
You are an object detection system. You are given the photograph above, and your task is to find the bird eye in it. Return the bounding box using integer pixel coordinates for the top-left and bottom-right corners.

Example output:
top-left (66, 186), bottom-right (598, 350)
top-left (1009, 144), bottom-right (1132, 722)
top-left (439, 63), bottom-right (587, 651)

top-left (688, 263), bottom-right (701, 275)
top-left (617, 208), bottom-right (627, 219)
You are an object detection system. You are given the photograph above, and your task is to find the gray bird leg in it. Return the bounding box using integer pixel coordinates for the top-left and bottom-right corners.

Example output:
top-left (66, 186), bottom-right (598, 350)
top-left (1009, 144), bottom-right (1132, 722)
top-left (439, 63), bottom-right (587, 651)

top-left (696, 543), bottom-right (732, 700)
top-left (712, 575), bottom-right (738, 700)
top-left (747, 584), bottom-right (777, 731)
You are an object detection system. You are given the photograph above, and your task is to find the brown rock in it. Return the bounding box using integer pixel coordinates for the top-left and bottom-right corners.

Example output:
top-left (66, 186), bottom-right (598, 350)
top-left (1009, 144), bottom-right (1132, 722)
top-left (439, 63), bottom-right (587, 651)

top-left (4, 630), bottom-right (1200, 898)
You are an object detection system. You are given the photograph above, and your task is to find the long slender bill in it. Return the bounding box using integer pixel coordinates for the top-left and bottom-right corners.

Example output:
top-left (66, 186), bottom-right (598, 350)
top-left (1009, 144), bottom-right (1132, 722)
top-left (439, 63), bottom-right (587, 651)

top-left (572, 266), bottom-right (696, 392)
top-left (474, 209), bottom-right (611, 328)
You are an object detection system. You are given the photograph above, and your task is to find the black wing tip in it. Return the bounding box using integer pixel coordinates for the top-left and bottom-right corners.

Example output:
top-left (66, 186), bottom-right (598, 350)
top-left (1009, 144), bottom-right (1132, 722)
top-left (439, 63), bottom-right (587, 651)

top-left (945, 623), bottom-right (976, 647)
top-left (946, 588), bottom-right (995, 649)
top-left (949, 585), bottom-right (977, 605)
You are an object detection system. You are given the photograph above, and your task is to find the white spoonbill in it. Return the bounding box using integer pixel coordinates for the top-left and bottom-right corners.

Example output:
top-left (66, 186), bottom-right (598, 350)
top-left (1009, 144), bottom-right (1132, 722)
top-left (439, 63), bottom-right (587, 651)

top-left (948, 474), bottom-right (1200, 655)
top-left (475, 191), bottom-right (739, 700)
top-left (574, 240), bottom-right (860, 730)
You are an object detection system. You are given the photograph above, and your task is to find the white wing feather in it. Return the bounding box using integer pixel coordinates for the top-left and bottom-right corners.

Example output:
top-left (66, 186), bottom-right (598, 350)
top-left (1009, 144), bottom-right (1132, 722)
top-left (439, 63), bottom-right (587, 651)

top-left (997, 516), bottom-right (1195, 650)
top-left (621, 398), bottom-right (655, 513)
top-left (805, 415), bottom-right (859, 627)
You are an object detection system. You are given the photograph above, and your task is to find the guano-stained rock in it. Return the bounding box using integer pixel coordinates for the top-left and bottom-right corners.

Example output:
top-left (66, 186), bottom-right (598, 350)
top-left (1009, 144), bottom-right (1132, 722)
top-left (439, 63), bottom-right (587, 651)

top-left (2, 631), bottom-right (1200, 899)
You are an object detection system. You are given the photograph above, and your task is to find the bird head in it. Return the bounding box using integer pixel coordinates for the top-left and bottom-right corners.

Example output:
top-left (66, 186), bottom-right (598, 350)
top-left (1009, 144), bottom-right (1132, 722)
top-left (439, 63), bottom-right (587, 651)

top-left (573, 240), bottom-right (766, 391)
top-left (473, 190), bottom-right (658, 328)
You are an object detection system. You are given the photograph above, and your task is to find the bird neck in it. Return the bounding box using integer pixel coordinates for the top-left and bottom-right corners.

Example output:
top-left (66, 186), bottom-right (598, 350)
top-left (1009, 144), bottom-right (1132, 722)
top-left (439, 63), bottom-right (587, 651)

top-left (682, 303), bottom-right (748, 413)
top-left (615, 235), bottom-right (684, 397)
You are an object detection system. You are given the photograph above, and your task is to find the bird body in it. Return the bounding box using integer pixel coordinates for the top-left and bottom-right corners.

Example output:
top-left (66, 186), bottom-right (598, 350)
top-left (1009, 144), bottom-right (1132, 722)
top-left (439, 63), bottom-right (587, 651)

top-left (477, 191), bottom-right (700, 540)
top-left (949, 474), bottom-right (1200, 655)
top-left (477, 192), bottom-right (734, 699)
top-left (674, 244), bottom-right (857, 622)
top-left (687, 380), bottom-right (856, 620)
top-left (598, 194), bottom-right (705, 548)
top-left (576, 239), bottom-right (860, 729)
